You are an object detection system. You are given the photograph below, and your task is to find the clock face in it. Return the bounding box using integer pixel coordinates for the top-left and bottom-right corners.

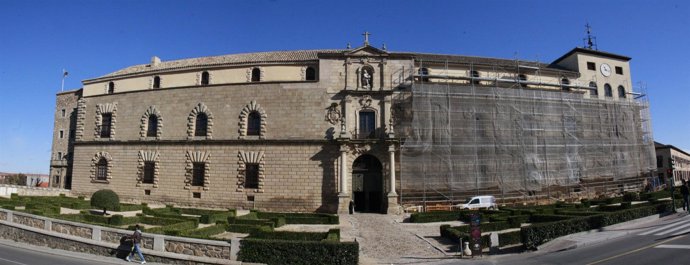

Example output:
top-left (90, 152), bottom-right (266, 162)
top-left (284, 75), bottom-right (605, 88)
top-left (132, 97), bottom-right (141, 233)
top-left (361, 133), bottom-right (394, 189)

top-left (600, 63), bottom-right (611, 77)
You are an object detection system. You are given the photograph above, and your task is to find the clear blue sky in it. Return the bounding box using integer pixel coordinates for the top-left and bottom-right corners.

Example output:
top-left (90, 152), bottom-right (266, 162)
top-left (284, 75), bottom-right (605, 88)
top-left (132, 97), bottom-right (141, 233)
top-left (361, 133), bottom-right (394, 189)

top-left (1, 0), bottom-right (688, 174)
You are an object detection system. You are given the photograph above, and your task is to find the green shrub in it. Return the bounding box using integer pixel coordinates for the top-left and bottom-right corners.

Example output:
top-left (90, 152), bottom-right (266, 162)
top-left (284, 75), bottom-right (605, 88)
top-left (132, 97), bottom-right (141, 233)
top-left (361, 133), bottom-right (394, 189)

top-left (409, 211), bottom-right (463, 223)
top-left (620, 202), bottom-right (632, 209)
top-left (77, 196), bottom-right (85, 200)
top-left (324, 229), bottom-right (340, 242)
top-left (554, 210), bottom-right (600, 217)
top-left (116, 203), bottom-right (143, 212)
top-left (256, 212), bottom-right (338, 225)
top-left (226, 224), bottom-right (273, 234)
top-left (200, 212), bottom-right (232, 224)
top-left (139, 216), bottom-right (189, 226)
top-left (90, 189), bottom-right (120, 215)
top-left (145, 220), bottom-right (197, 235)
top-left (183, 224), bottom-right (229, 239)
top-left (82, 213), bottom-right (110, 224)
top-left (623, 192), bottom-right (640, 202)
top-left (521, 216), bottom-right (596, 249)
top-left (249, 230), bottom-right (328, 241)
top-left (498, 230), bottom-right (522, 246)
top-left (239, 239), bottom-right (358, 265)
top-left (580, 199), bottom-right (591, 208)
top-left (110, 215), bottom-right (124, 225)
top-left (596, 205), bottom-right (621, 212)
top-left (529, 214), bottom-right (574, 223)
top-left (2, 205), bottom-right (15, 210)
top-left (507, 215), bottom-right (530, 228)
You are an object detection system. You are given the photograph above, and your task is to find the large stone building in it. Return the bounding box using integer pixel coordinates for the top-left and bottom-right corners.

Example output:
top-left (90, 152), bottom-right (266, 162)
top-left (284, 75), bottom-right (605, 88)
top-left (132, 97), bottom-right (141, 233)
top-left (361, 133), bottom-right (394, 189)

top-left (50, 37), bottom-right (655, 214)
top-left (655, 141), bottom-right (690, 188)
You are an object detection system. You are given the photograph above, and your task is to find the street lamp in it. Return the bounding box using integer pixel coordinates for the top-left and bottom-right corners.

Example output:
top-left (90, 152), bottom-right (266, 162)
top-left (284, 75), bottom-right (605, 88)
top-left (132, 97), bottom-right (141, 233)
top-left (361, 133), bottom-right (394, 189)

top-left (670, 158), bottom-right (677, 212)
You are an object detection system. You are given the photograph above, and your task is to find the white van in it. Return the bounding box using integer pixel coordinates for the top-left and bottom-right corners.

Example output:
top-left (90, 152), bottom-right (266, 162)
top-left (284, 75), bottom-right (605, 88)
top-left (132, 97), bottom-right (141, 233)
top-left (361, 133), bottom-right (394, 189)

top-left (455, 195), bottom-right (497, 210)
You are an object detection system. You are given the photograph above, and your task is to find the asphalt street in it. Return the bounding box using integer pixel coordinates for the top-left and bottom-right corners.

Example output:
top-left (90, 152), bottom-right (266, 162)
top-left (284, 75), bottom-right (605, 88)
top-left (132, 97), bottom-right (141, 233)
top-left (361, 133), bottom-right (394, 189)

top-left (429, 212), bottom-right (690, 265)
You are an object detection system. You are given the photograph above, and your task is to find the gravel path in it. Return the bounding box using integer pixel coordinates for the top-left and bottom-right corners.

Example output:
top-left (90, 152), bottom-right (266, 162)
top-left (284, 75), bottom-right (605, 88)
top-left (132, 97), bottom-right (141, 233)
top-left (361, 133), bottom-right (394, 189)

top-left (341, 213), bottom-right (448, 264)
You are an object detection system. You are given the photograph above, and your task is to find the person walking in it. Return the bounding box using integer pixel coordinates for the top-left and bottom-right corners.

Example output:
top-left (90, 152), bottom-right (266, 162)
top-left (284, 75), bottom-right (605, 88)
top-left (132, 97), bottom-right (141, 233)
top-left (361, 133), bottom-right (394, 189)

top-left (127, 224), bottom-right (146, 264)
top-left (679, 180), bottom-right (689, 212)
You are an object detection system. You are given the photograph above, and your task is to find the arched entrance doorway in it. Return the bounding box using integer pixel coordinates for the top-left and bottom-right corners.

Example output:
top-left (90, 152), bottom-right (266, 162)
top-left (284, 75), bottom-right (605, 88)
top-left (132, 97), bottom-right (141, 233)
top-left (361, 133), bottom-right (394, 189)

top-left (352, 154), bottom-right (383, 213)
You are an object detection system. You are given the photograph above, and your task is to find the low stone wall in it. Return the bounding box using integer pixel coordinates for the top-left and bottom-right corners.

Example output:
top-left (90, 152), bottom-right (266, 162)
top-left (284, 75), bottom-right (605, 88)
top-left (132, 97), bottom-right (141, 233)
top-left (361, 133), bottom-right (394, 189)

top-left (0, 185), bottom-right (70, 197)
top-left (0, 209), bottom-right (242, 264)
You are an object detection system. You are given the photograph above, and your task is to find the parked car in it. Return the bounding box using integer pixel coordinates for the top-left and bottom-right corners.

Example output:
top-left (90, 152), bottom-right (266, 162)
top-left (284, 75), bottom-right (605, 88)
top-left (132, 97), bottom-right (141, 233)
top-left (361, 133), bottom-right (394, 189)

top-left (455, 195), bottom-right (497, 210)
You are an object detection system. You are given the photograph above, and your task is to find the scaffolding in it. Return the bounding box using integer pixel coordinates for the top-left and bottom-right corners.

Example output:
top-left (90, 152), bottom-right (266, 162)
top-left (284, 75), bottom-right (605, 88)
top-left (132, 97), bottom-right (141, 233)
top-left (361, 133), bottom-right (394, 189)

top-left (394, 61), bottom-right (656, 207)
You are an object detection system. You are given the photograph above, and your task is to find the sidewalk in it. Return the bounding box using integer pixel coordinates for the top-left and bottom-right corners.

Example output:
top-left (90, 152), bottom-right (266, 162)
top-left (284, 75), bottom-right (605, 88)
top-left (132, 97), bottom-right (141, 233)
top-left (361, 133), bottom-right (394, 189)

top-left (0, 238), bottom-right (166, 265)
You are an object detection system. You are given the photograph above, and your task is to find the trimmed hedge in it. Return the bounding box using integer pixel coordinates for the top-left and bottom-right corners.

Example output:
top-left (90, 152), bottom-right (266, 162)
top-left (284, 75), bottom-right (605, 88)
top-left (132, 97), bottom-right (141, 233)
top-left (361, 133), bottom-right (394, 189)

top-left (226, 224), bottom-right (273, 234)
top-left (521, 202), bottom-right (672, 249)
top-left (498, 230), bottom-right (522, 246)
top-left (200, 212), bottom-right (232, 224)
top-left (183, 224), bottom-right (229, 240)
top-left (409, 211), bottom-right (463, 223)
top-left (145, 220), bottom-right (198, 235)
top-left (249, 230), bottom-right (329, 241)
top-left (256, 212), bottom-right (339, 225)
top-left (239, 238), bottom-right (358, 265)
top-left (507, 215), bottom-right (530, 228)
top-left (139, 216), bottom-right (191, 226)
top-left (529, 214), bottom-right (575, 223)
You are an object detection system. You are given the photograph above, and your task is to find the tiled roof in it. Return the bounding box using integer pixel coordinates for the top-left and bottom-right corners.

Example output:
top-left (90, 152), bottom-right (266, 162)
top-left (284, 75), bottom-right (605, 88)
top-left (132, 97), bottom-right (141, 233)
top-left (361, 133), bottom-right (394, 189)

top-left (91, 48), bottom-right (574, 81)
top-left (95, 49), bottom-right (346, 80)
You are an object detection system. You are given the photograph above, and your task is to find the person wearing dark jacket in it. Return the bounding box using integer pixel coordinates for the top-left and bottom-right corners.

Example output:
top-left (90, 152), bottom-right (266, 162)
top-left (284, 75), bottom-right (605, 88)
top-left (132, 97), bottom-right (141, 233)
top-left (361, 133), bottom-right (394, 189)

top-left (127, 224), bottom-right (146, 264)
top-left (680, 180), bottom-right (689, 212)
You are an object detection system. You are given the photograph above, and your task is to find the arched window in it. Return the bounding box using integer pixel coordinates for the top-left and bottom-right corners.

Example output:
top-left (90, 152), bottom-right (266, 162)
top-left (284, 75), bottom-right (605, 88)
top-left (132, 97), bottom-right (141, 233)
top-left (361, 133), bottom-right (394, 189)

top-left (147, 115), bottom-right (158, 137)
top-left (471, 70), bottom-right (480, 85)
top-left (195, 113), bottom-right (208, 137)
top-left (306, 67), bottom-right (316, 81)
top-left (418, 68), bottom-right (429, 82)
top-left (251, 68), bottom-right (261, 82)
top-left (96, 158), bottom-right (108, 181)
top-left (108, 82), bottom-right (115, 94)
top-left (589, 82), bottom-right (598, 96)
top-left (604, 84), bottom-right (613, 97)
top-left (247, 111), bottom-right (261, 136)
top-left (618, 85), bottom-right (626, 98)
top-left (153, 76), bottom-right (161, 89)
top-left (201, 71), bottom-right (210, 85)
top-left (561, 77), bottom-right (570, 91)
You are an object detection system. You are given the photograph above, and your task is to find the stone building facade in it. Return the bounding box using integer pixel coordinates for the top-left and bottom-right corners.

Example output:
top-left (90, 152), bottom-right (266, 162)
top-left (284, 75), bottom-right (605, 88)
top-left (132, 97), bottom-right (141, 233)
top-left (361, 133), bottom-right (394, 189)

top-left (50, 40), bottom-right (647, 214)
top-left (655, 141), bottom-right (690, 187)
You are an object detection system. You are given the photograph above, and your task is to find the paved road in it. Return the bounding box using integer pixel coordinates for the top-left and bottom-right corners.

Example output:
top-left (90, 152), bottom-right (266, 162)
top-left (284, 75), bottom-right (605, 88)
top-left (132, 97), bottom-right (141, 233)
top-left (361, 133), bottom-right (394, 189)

top-left (0, 239), bottom-right (144, 265)
top-left (430, 212), bottom-right (690, 265)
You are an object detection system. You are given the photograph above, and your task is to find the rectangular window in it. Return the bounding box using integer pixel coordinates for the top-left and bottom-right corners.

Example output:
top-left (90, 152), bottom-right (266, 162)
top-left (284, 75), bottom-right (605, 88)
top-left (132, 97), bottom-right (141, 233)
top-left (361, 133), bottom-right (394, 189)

top-left (100, 113), bottom-right (112, 138)
top-left (59, 130), bottom-right (64, 139)
top-left (359, 111), bottom-right (376, 138)
top-left (144, 190), bottom-right (151, 195)
top-left (657, 156), bottom-right (664, 168)
top-left (587, 62), bottom-right (595, 70)
top-left (57, 152), bottom-right (62, 160)
top-left (192, 162), bottom-right (205, 186)
top-left (61, 109), bottom-right (66, 117)
top-left (615, 66), bottom-right (623, 75)
top-left (245, 163), bottom-right (259, 189)
top-left (193, 192), bottom-right (201, 198)
top-left (143, 162), bottom-right (155, 184)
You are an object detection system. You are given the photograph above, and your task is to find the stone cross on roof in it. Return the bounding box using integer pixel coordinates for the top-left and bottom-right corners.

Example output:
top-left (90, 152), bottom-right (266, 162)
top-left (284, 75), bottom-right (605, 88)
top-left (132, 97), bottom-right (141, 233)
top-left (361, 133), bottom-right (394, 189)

top-left (362, 31), bottom-right (371, 46)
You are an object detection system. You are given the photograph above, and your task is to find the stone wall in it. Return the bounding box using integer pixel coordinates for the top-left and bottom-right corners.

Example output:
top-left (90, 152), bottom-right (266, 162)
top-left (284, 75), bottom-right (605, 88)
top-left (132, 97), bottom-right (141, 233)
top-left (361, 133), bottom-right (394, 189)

top-left (0, 185), bottom-right (70, 197)
top-left (0, 209), bottom-right (238, 264)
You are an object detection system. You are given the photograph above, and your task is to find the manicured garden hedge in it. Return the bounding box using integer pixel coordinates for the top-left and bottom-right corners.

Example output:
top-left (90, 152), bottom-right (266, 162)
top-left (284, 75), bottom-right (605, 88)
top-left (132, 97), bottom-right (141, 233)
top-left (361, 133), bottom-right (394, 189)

top-left (410, 211), bottom-right (464, 223)
top-left (249, 229), bottom-right (330, 241)
top-left (256, 212), bottom-right (339, 225)
top-left (182, 224), bottom-right (229, 240)
top-left (521, 202), bottom-right (672, 249)
top-left (498, 230), bottom-right (522, 246)
top-left (238, 238), bottom-right (358, 265)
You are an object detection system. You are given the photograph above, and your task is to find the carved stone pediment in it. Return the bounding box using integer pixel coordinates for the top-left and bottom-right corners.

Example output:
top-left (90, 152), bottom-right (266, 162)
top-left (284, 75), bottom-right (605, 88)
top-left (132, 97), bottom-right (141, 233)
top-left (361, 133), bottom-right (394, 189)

top-left (345, 45), bottom-right (389, 57)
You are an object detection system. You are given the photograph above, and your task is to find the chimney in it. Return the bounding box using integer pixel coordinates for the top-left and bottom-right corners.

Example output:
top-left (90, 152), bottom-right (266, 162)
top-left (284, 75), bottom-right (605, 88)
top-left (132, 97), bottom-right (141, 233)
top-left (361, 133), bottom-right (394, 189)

top-left (151, 56), bottom-right (161, 66)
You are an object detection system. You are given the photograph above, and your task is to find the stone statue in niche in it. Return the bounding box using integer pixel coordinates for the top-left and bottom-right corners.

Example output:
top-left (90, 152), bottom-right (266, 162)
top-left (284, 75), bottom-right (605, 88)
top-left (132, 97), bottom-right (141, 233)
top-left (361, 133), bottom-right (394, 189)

top-left (361, 68), bottom-right (372, 89)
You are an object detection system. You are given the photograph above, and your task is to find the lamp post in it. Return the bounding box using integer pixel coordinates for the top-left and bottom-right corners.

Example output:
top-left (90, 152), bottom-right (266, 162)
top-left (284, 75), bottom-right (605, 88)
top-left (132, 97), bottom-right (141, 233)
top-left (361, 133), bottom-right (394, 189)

top-left (670, 158), bottom-right (677, 212)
